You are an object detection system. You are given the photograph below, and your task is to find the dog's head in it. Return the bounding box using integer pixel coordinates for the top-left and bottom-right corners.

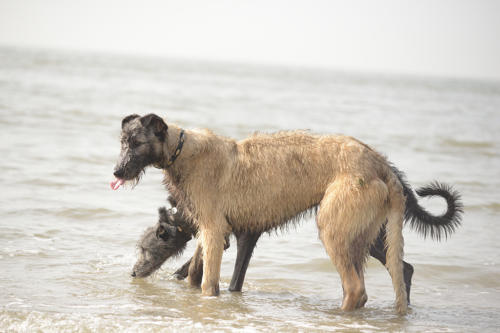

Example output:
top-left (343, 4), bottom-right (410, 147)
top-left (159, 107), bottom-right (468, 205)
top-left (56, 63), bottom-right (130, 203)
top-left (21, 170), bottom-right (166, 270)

top-left (111, 114), bottom-right (168, 190)
top-left (131, 206), bottom-right (194, 278)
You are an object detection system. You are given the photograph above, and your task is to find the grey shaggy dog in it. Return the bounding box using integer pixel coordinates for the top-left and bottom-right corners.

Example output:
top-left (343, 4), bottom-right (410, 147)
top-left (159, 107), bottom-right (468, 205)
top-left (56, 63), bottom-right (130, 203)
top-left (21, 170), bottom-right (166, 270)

top-left (132, 206), bottom-right (195, 278)
top-left (133, 201), bottom-right (230, 281)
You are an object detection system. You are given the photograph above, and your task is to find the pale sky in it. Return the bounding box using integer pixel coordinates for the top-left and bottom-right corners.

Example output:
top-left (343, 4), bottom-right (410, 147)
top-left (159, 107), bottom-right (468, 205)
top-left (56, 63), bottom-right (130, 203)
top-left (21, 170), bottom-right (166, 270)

top-left (1, 0), bottom-right (499, 80)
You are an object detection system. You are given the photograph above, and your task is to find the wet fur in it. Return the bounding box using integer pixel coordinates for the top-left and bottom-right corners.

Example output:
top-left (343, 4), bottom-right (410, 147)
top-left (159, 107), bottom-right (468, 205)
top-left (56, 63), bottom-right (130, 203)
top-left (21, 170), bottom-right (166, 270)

top-left (114, 114), bottom-right (463, 314)
top-left (132, 206), bottom-right (193, 278)
top-left (133, 203), bottom-right (415, 304)
top-left (132, 201), bottom-right (231, 280)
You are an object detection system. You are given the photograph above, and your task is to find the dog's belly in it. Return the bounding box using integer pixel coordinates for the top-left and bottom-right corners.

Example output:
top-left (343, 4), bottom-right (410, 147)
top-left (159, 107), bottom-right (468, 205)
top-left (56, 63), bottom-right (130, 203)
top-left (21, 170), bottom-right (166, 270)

top-left (224, 166), bottom-right (328, 232)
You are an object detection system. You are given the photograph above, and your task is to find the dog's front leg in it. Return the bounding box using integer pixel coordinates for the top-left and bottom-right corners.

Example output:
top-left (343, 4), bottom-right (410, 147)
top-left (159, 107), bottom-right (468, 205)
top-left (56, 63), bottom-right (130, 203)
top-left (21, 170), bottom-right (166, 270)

top-left (229, 232), bottom-right (261, 292)
top-left (199, 221), bottom-right (227, 296)
top-left (187, 243), bottom-right (203, 287)
top-left (173, 257), bottom-right (192, 280)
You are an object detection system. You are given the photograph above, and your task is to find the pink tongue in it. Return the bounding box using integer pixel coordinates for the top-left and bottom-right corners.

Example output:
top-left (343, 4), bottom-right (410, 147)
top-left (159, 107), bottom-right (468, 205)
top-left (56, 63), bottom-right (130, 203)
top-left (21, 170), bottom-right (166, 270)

top-left (110, 178), bottom-right (125, 190)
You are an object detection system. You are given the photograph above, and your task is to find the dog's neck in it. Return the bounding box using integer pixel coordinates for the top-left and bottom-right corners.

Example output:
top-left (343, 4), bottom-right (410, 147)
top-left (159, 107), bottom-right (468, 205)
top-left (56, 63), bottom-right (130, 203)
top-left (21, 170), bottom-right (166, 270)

top-left (162, 125), bottom-right (186, 168)
top-left (166, 129), bottom-right (185, 167)
top-left (160, 126), bottom-right (239, 225)
top-left (161, 125), bottom-right (200, 182)
top-left (162, 125), bottom-right (217, 171)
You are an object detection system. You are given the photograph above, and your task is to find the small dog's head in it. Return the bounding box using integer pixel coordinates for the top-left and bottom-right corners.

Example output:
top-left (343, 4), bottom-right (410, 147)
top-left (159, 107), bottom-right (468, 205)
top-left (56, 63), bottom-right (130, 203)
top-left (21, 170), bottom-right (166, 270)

top-left (131, 206), bottom-right (194, 278)
top-left (111, 114), bottom-right (168, 190)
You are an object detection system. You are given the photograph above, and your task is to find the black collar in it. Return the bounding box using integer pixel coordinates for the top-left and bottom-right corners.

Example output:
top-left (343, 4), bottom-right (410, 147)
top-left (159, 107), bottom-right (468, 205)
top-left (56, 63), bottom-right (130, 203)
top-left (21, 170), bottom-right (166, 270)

top-left (166, 129), bottom-right (185, 167)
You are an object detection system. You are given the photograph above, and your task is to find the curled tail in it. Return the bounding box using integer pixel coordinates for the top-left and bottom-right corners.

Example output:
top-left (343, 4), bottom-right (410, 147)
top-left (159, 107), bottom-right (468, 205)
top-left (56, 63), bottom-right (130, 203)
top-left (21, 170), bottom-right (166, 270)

top-left (391, 166), bottom-right (463, 241)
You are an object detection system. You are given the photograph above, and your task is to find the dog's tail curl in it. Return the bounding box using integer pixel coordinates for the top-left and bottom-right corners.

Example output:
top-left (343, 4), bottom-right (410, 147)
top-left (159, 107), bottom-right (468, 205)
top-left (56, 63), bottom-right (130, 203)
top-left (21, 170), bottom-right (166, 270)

top-left (391, 166), bottom-right (463, 241)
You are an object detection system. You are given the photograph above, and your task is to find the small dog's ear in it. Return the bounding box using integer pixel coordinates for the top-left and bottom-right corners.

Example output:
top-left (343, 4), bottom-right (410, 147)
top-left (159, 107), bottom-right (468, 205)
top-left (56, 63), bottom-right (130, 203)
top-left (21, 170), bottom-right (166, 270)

top-left (158, 207), bottom-right (169, 223)
top-left (167, 196), bottom-right (177, 207)
top-left (140, 114), bottom-right (168, 141)
top-left (122, 114), bottom-right (140, 129)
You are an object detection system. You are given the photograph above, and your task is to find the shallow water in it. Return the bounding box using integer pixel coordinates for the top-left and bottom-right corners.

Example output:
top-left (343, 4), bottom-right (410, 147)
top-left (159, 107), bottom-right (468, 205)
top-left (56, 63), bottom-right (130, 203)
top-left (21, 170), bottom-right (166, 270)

top-left (1, 46), bottom-right (500, 332)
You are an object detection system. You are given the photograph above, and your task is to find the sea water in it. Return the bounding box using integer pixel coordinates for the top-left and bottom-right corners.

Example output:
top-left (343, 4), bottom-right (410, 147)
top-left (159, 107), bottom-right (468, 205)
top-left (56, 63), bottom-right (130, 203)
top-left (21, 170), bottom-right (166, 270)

top-left (1, 46), bottom-right (499, 332)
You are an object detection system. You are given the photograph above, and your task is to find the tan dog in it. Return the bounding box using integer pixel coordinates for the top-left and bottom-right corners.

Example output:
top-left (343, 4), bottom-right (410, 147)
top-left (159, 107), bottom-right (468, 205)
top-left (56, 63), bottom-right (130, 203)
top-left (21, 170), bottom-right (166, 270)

top-left (112, 114), bottom-right (462, 314)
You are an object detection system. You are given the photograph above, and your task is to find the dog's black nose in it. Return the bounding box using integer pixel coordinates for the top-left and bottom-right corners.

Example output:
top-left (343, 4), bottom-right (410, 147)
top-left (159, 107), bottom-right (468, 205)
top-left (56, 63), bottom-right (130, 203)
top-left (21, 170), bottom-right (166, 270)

top-left (114, 169), bottom-right (124, 178)
top-left (131, 271), bottom-right (136, 277)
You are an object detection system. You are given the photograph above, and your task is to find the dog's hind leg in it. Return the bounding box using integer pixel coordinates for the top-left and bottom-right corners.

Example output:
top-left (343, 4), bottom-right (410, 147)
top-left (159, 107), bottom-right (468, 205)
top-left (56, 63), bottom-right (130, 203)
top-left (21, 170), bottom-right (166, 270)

top-left (370, 224), bottom-right (414, 304)
top-left (319, 231), bottom-right (368, 311)
top-left (317, 175), bottom-right (389, 311)
top-left (384, 174), bottom-right (408, 314)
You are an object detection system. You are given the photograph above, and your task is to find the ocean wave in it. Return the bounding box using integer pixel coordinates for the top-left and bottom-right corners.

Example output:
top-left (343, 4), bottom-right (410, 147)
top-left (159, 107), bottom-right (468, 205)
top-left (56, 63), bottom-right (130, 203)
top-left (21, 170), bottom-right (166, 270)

top-left (466, 202), bottom-right (500, 212)
top-left (441, 138), bottom-right (495, 149)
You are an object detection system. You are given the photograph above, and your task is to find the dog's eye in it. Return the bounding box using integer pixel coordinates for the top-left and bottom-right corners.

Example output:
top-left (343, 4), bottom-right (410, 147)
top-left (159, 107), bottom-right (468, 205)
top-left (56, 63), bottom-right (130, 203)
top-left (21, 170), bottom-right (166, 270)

top-left (129, 138), bottom-right (141, 149)
top-left (158, 232), bottom-right (169, 241)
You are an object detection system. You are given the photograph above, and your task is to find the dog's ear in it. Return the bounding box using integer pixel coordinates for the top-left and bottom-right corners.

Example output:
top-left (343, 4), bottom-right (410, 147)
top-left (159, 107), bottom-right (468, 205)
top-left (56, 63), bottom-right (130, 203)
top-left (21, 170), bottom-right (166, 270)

top-left (140, 114), bottom-right (168, 141)
top-left (157, 207), bottom-right (177, 240)
top-left (167, 196), bottom-right (177, 208)
top-left (158, 207), bottom-right (169, 224)
top-left (122, 114), bottom-right (140, 129)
